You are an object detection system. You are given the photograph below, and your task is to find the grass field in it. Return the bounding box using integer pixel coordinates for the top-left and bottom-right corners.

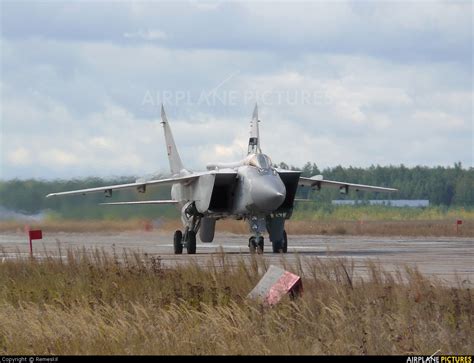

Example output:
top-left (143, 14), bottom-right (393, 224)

top-left (0, 248), bottom-right (472, 355)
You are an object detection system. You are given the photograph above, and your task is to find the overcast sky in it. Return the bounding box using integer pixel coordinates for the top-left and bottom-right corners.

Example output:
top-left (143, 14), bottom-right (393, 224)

top-left (1, 0), bottom-right (472, 179)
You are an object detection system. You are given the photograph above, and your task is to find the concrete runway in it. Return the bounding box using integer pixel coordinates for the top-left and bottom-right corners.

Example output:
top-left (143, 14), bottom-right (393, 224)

top-left (1, 231), bottom-right (472, 285)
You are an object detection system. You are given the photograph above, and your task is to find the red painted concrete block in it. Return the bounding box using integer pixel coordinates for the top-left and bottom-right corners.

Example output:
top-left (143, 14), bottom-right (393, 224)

top-left (247, 265), bottom-right (303, 306)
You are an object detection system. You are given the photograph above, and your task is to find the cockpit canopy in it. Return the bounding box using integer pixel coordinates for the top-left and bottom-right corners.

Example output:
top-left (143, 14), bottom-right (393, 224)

top-left (246, 153), bottom-right (272, 170)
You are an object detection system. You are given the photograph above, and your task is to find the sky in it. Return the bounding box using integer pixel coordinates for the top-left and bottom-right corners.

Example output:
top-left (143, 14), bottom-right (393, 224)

top-left (1, 0), bottom-right (472, 179)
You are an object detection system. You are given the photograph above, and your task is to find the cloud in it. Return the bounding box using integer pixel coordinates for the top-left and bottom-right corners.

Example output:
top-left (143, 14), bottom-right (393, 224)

top-left (39, 149), bottom-right (79, 166)
top-left (7, 147), bottom-right (30, 166)
top-left (123, 29), bottom-right (167, 41)
top-left (1, 1), bottom-right (471, 64)
top-left (0, 1), bottom-right (472, 179)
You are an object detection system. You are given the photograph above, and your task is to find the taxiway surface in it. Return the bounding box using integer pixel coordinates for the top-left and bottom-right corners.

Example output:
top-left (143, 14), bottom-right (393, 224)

top-left (1, 231), bottom-right (472, 285)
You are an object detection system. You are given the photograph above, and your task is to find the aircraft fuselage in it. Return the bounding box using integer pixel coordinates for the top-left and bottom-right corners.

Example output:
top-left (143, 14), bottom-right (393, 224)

top-left (232, 165), bottom-right (286, 215)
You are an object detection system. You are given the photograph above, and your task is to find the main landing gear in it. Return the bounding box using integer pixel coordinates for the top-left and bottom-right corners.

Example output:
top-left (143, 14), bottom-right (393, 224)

top-left (173, 229), bottom-right (197, 255)
top-left (174, 202), bottom-right (200, 255)
top-left (173, 230), bottom-right (183, 254)
top-left (271, 230), bottom-right (288, 253)
top-left (174, 208), bottom-right (289, 255)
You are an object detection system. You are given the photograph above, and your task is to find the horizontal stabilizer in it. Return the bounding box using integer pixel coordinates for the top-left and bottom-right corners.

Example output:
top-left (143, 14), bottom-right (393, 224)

top-left (100, 200), bottom-right (179, 206)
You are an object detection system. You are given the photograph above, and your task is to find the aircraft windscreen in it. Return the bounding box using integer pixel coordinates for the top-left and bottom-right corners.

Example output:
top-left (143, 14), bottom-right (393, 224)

top-left (248, 154), bottom-right (272, 169)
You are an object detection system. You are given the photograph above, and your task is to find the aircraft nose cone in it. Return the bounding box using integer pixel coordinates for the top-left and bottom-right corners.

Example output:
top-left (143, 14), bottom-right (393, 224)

top-left (252, 178), bottom-right (286, 212)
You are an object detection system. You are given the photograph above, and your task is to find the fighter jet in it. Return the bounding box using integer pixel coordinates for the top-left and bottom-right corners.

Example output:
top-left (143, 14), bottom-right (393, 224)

top-left (46, 105), bottom-right (397, 254)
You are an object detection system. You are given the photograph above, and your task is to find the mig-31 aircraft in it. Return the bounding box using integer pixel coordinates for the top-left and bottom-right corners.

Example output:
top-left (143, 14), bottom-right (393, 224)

top-left (47, 105), bottom-right (397, 254)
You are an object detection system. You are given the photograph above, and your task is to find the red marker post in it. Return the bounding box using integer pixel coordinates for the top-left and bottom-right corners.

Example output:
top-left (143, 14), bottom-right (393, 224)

top-left (456, 220), bottom-right (463, 234)
top-left (28, 230), bottom-right (43, 256)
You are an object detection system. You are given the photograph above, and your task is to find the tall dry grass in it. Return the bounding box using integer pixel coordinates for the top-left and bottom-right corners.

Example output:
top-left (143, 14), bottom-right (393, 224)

top-left (285, 219), bottom-right (474, 237)
top-left (0, 248), bottom-right (472, 355)
top-left (0, 219), bottom-right (151, 233)
top-left (1, 218), bottom-right (472, 236)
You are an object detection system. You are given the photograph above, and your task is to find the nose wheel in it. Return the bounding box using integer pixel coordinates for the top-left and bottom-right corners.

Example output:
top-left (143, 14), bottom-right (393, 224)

top-left (249, 236), bottom-right (264, 254)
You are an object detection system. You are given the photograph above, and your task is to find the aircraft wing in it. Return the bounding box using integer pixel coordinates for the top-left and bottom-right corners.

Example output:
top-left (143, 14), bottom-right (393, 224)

top-left (100, 200), bottom-right (179, 205)
top-left (299, 176), bottom-right (397, 193)
top-left (46, 173), bottom-right (205, 198)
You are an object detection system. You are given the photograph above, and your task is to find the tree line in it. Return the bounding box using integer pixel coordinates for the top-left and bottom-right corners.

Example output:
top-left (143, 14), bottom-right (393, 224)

top-left (0, 163), bottom-right (472, 219)
top-left (282, 162), bottom-right (473, 206)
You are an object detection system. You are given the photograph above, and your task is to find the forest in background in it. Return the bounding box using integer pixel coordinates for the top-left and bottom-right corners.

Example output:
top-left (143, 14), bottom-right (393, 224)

top-left (0, 163), bottom-right (472, 220)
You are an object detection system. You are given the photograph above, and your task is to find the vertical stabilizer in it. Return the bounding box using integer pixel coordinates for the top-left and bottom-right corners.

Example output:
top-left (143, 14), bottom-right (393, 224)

top-left (161, 105), bottom-right (185, 175)
top-left (248, 103), bottom-right (261, 154)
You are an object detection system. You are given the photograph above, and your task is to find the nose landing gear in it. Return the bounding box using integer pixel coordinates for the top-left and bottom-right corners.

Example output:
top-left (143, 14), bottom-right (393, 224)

top-left (249, 236), bottom-right (264, 254)
top-left (248, 216), bottom-right (266, 254)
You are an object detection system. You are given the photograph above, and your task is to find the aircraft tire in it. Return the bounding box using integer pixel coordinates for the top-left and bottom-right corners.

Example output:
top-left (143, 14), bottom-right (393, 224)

top-left (187, 230), bottom-right (197, 254)
top-left (248, 237), bottom-right (257, 254)
top-left (174, 230), bottom-right (183, 254)
top-left (272, 239), bottom-right (282, 253)
top-left (272, 231), bottom-right (288, 253)
top-left (257, 236), bottom-right (264, 254)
